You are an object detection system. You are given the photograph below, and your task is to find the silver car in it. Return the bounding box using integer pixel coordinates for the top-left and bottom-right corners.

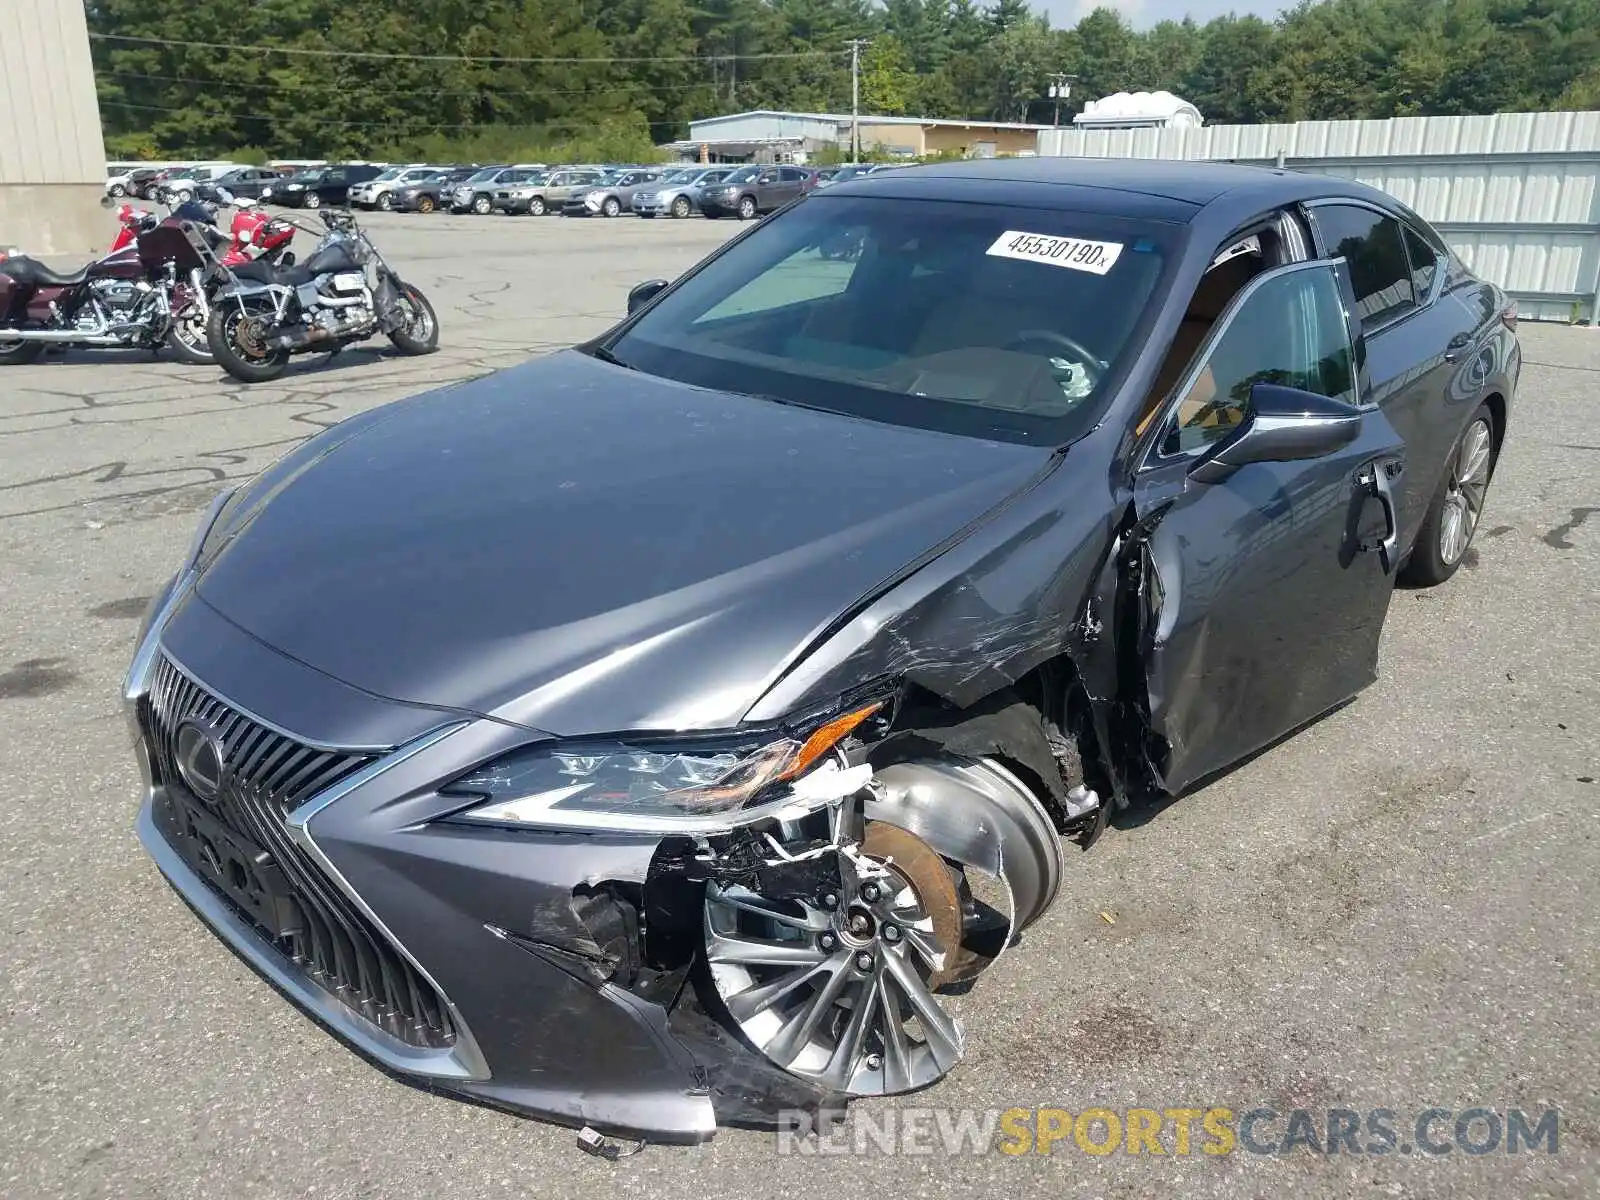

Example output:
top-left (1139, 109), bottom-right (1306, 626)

top-left (632, 166), bottom-right (736, 218)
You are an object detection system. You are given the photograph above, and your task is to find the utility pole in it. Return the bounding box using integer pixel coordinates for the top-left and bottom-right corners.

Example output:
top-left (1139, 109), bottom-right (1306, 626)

top-left (1047, 73), bottom-right (1078, 127)
top-left (846, 38), bottom-right (870, 162)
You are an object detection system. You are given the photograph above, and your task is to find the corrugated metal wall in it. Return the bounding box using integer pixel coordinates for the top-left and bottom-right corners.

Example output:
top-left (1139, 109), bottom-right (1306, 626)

top-left (0, 0), bottom-right (106, 185)
top-left (1038, 112), bottom-right (1600, 323)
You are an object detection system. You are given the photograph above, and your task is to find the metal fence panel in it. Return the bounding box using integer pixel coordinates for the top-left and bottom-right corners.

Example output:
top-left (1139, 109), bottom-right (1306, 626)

top-left (1037, 112), bottom-right (1600, 323)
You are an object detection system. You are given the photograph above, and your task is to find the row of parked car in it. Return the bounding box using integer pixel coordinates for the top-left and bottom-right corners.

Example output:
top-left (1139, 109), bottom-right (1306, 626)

top-left (105, 158), bottom-right (908, 220)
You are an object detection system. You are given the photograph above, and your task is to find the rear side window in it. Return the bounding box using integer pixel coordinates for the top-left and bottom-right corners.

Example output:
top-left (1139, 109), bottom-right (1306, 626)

top-left (1312, 204), bottom-right (1414, 328)
top-left (780, 167), bottom-right (805, 182)
top-left (1401, 224), bottom-right (1439, 300)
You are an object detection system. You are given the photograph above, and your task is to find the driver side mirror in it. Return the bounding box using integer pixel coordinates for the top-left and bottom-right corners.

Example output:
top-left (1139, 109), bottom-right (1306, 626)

top-left (1188, 382), bottom-right (1362, 484)
top-left (627, 278), bottom-right (668, 315)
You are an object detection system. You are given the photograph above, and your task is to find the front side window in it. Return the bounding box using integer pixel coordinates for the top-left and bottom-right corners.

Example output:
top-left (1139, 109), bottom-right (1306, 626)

top-left (1312, 203), bottom-right (1414, 328)
top-left (1162, 265), bottom-right (1356, 456)
top-left (608, 195), bottom-right (1175, 445)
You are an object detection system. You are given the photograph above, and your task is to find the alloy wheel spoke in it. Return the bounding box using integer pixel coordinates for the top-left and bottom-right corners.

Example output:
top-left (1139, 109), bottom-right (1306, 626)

top-left (1459, 423), bottom-right (1492, 485)
top-left (707, 929), bottom-right (828, 968)
top-left (725, 960), bottom-right (835, 1022)
top-left (882, 946), bottom-right (963, 1070)
top-left (761, 959), bottom-right (854, 1067)
top-left (817, 976), bottom-right (880, 1090)
top-left (713, 888), bottom-right (829, 932)
top-left (877, 975), bottom-right (915, 1092)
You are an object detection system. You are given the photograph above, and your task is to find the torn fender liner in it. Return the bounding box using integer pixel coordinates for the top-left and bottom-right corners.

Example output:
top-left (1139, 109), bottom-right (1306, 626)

top-left (868, 687), bottom-right (1071, 819)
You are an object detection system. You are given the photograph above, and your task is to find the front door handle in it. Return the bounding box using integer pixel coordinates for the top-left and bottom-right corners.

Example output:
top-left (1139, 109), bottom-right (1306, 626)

top-left (1444, 332), bottom-right (1473, 362)
top-left (1356, 459), bottom-right (1402, 574)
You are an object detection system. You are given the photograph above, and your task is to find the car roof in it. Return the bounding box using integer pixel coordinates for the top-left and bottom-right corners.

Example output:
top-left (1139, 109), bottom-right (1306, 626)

top-left (829, 157), bottom-right (1386, 223)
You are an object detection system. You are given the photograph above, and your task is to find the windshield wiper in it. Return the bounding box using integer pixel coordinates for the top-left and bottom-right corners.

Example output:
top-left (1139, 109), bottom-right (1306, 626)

top-left (587, 344), bottom-right (635, 370)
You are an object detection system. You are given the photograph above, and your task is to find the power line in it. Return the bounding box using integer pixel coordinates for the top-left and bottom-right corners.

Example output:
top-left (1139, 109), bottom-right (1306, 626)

top-left (90, 32), bottom-right (846, 65)
top-left (98, 98), bottom-right (685, 131)
top-left (96, 69), bottom-right (721, 99)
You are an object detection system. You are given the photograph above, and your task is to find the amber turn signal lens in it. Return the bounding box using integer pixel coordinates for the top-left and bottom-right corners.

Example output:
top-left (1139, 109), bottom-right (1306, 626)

top-left (780, 702), bottom-right (884, 781)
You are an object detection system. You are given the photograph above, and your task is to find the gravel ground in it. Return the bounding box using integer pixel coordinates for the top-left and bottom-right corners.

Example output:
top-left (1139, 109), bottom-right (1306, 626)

top-left (0, 211), bottom-right (1595, 1200)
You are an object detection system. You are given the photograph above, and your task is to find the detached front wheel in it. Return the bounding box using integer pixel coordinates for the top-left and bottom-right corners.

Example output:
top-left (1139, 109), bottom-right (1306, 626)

top-left (207, 300), bottom-right (290, 383)
top-left (386, 282), bottom-right (439, 355)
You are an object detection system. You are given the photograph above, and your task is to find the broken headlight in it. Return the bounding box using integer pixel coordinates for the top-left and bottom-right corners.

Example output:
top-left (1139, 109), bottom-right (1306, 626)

top-left (446, 703), bottom-right (881, 835)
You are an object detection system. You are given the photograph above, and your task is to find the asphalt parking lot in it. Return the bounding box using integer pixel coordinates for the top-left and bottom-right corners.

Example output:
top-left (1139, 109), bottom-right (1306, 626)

top-left (1, 212), bottom-right (1596, 1199)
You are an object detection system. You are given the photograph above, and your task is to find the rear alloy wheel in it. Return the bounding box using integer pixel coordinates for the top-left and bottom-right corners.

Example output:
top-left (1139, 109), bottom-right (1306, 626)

top-left (1400, 404), bottom-right (1497, 586)
top-left (671, 195), bottom-right (691, 218)
top-left (472, 195), bottom-right (492, 215)
top-left (738, 195), bottom-right (758, 220)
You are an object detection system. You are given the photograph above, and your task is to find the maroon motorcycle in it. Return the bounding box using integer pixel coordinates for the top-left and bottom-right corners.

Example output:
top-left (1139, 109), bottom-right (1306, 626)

top-left (0, 199), bottom-right (230, 366)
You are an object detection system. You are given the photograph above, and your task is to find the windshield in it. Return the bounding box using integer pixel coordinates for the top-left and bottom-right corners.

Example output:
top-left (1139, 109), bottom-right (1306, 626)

top-left (831, 166), bottom-right (870, 182)
top-left (607, 195), bottom-right (1175, 445)
top-left (372, 168), bottom-right (401, 182)
top-left (464, 168), bottom-right (502, 183)
top-left (722, 166), bottom-right (759, 184)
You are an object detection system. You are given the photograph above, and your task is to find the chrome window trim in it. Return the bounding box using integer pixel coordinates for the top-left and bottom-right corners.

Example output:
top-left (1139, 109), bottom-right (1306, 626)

top-left (1138, 257), bottom-right (1360, 467)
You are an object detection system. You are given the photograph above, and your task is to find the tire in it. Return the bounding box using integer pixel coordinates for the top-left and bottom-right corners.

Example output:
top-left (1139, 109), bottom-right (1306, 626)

top-left (528, 196), bottom-right (546, 216)
top-left (377, 192), bottom-right (393, 211)
top-left (602, 197), bottom-right (621, 218)
top-left (165, 290), bottom-right (214, 365)
top-left (737, 195), bottom-right (757, 220)
top-left (386, 281), bottom-right (439, 355)
top-left (417, 195), bottom-right (436, 214)
top-left (206, 299), bottom-right (290, 383)
top-left (1398, 402), bottom-right (1497, 587)
top-left (472, 194), bottom-right (492, 215)
top-left (0, 337), bottom-right (44, 366)
top-left (175, 189), bottom-right (193, 203)
top-left (304, 192), bottom-right (322, 210)
top-left (671, 195), bottom-right (691, 218)
top-left (108, 183), bottom-right (126, 198)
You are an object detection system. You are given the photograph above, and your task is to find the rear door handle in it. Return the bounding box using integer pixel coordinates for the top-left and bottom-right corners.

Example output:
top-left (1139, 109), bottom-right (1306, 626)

top-left (1444, 332), bottom-right (1473, 362)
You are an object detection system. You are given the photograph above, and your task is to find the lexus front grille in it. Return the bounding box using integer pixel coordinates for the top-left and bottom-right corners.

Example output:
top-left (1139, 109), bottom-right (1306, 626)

top-left (141, 654), bottom-right (457, 1049)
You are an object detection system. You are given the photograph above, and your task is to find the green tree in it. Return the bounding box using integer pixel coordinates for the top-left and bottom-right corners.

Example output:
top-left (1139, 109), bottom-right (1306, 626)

top-left (861, 35), bottom-right (917, 114)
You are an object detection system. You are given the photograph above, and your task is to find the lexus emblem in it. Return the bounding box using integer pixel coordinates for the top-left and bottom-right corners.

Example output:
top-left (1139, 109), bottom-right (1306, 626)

top-left (173, 719), bottom-right (226, 802)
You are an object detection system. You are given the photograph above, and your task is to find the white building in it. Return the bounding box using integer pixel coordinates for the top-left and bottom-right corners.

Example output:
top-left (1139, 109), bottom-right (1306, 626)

top-left (667, 110), bottom-right (1052, 163)
top-left (0, 0), bottom-right (108, 253)
top-left (1072, 91), bottom-right (1204, 132)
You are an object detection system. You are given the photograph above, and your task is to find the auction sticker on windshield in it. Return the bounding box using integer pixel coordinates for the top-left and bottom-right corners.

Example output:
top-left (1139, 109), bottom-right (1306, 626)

top-left (986, 231), bottom-right (1124, 275)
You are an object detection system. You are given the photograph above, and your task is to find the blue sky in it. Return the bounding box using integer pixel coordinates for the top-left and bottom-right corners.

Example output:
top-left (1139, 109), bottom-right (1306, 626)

top-left (1042, 0), bottom-right (1287, 26)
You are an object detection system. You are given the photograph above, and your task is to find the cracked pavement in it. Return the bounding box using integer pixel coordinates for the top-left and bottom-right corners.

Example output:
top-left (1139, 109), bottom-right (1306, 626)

top-left (0, 213), bottom-right (1596, 1199)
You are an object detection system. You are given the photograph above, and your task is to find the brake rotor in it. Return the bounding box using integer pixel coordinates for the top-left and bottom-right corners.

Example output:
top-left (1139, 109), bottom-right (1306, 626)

top-left (860, 821), bottom-right (962, 990)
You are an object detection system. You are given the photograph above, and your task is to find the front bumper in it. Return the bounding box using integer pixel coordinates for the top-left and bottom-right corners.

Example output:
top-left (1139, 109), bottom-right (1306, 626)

top-left (124, 589), bottom-right (836, 1139)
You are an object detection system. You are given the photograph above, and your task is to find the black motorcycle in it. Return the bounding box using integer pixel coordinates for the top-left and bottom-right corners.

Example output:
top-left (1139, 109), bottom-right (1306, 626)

top-left (204, 208), bottom-right (438, 383)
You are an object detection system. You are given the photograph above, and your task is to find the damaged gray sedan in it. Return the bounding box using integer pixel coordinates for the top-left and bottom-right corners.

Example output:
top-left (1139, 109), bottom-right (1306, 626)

top-left (126, 159), bottom-right (1519, 1141)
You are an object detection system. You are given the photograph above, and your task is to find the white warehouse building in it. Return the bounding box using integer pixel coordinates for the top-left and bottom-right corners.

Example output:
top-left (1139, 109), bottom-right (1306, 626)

top-left (667, 110), bottom-right (1052, 163)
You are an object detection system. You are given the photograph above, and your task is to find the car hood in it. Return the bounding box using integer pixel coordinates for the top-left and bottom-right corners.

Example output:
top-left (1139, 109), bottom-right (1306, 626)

top-left (193, 351), bottom-right (1053, 738)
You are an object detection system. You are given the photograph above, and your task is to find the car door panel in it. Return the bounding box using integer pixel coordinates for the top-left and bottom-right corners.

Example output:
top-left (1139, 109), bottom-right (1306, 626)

top-left (1131, 258), bottom-right (1405, 795)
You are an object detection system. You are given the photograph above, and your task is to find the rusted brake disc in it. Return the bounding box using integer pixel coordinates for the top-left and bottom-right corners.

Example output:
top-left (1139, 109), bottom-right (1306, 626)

top-left (860, 821), bottom-right (964, 991)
